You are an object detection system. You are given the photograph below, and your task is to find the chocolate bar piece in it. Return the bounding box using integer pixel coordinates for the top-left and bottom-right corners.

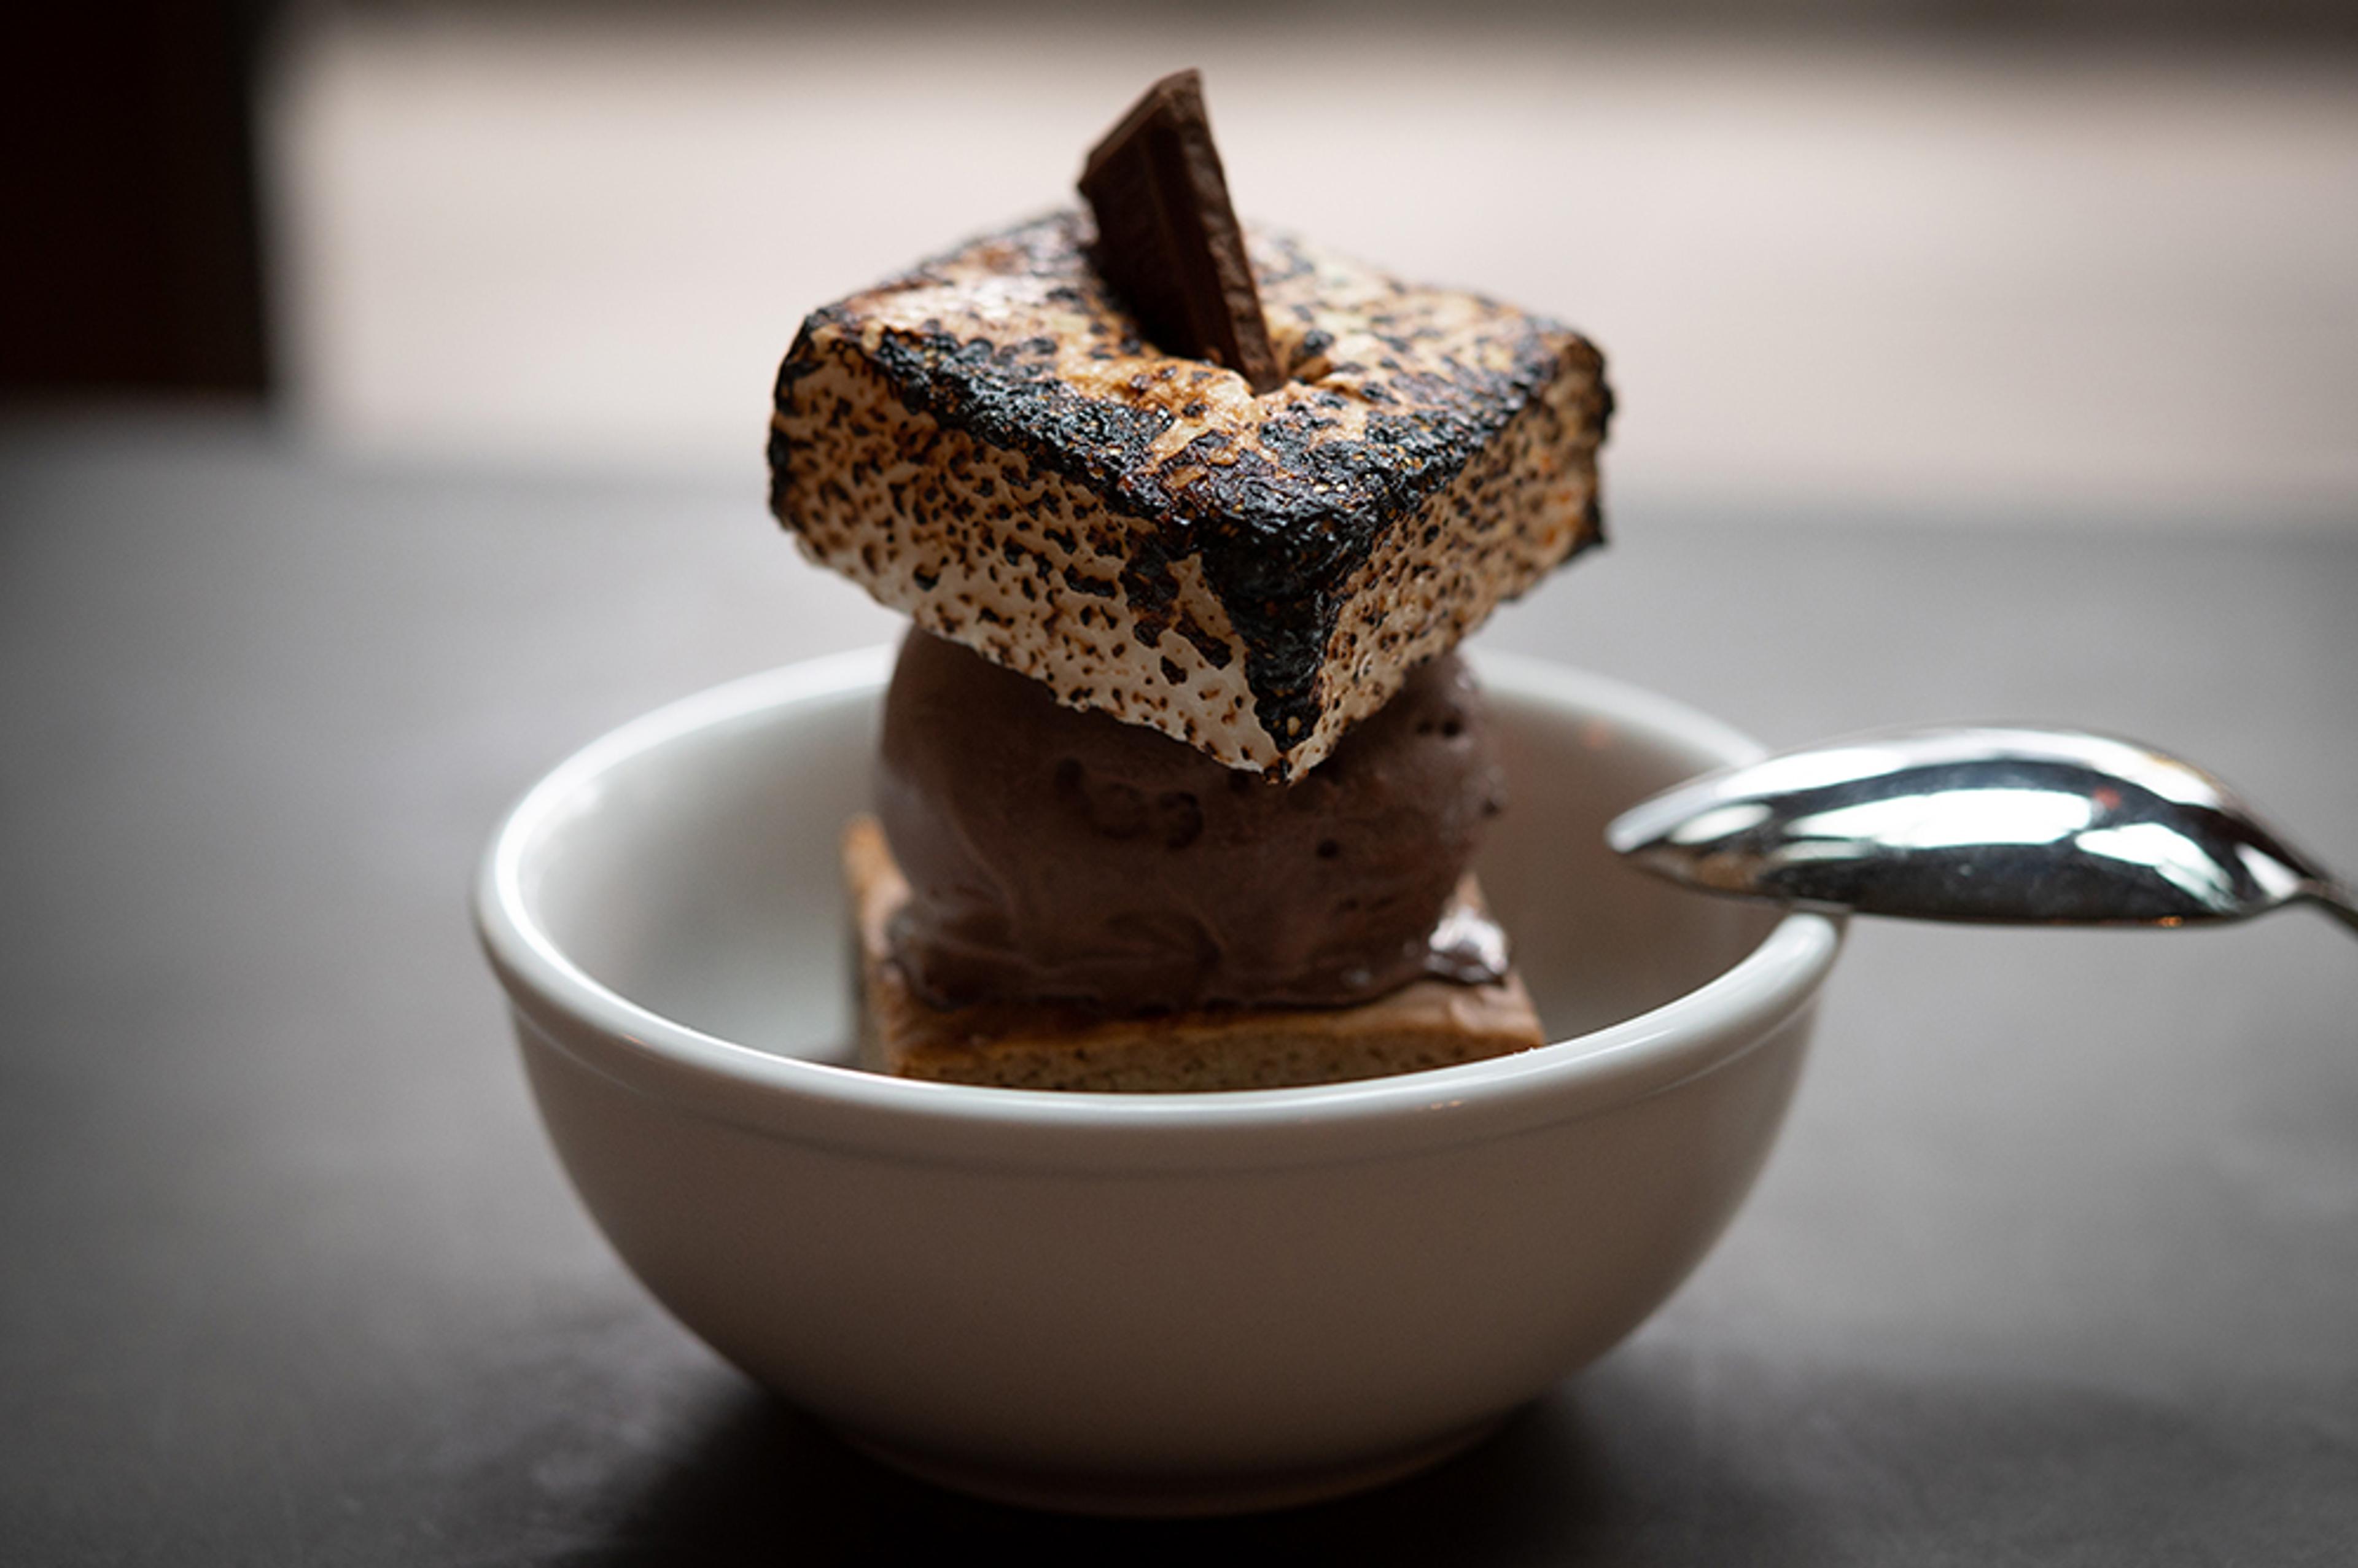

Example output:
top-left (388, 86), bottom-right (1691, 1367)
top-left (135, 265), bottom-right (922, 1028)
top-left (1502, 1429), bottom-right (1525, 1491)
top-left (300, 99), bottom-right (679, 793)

top-left (769, 213), bottom-right (1609, 780)
top-left (843, 817), bottom-right (1545, 1092)
top-left (1079, 70), bottom-right (1282, 394)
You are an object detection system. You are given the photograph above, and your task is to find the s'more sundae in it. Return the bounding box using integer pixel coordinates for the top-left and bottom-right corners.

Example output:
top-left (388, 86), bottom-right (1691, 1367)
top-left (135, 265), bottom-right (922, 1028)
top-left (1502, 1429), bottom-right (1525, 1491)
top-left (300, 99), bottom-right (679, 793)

top-left (767, 72), bottom-right (1612, 1091)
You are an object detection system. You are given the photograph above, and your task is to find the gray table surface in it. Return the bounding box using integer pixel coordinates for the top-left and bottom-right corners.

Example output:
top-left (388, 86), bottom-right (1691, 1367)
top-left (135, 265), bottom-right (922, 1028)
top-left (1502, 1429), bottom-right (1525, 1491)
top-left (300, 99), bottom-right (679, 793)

top-left (4, 414), bottom-right (2354, 1566)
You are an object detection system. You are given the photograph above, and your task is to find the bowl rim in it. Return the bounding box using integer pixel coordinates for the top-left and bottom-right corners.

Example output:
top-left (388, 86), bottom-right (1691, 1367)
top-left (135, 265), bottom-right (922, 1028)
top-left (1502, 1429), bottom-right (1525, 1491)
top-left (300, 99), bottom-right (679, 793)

top-left (475, 646), bottom-right (1842, 1165)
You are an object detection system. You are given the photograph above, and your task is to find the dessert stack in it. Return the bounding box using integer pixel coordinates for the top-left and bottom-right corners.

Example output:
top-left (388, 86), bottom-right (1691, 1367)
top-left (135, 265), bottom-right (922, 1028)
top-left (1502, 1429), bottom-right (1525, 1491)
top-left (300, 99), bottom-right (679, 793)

top-left (768, 72), bottom-right (1613, 1090)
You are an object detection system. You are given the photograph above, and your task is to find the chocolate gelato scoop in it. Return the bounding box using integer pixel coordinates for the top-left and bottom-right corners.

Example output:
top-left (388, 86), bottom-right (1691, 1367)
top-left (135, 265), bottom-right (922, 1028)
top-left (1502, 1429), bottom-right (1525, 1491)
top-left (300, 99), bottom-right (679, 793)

top-left (877, 630), bottom-right (1508, 1013)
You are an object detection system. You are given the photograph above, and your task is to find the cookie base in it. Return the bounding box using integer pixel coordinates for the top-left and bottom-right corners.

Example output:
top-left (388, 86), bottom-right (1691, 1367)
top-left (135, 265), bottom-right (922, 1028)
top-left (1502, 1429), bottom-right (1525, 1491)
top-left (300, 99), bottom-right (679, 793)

top-left (843, 816), bottom-right (1545, 1092)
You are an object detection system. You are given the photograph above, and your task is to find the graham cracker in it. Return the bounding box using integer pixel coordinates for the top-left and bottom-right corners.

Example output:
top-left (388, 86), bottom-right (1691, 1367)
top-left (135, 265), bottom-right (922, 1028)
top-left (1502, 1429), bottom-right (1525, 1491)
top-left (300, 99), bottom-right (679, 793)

top-left (842, 815), bottom-right (1546, 1092)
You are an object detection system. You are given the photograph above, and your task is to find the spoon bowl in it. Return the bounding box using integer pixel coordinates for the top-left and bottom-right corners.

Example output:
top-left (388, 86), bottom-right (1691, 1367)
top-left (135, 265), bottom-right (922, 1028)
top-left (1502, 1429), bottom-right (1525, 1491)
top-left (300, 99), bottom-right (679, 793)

top-left (1608, 726), bottom-right (2358, 936)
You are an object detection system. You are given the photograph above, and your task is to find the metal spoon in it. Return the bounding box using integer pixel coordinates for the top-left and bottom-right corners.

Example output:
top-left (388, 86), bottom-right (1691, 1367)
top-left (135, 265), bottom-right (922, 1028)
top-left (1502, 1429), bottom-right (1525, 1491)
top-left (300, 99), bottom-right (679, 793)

top-left (1606, 726), bottom-right (2358, 936)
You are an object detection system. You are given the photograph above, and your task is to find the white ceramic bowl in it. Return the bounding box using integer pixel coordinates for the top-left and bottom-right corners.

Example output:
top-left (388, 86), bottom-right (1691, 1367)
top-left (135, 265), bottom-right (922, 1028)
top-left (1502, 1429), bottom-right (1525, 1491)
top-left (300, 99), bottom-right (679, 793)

top-left (475, 647), bottom-right (1841, 1515)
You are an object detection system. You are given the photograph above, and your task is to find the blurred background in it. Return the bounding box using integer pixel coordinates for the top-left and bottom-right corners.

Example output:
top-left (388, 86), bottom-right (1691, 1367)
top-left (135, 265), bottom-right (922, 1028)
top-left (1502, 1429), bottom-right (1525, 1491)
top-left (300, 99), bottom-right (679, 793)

top-left (9, 0), bottom-right (2356, 530)
top-left (9, 11), bottom-right (2357, 1561)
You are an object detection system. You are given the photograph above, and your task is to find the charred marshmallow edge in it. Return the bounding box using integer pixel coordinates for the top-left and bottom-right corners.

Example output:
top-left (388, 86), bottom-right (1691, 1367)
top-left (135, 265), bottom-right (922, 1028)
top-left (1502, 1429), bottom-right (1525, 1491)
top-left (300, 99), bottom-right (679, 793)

top-left (768, 211), bottom-right (1612, 781)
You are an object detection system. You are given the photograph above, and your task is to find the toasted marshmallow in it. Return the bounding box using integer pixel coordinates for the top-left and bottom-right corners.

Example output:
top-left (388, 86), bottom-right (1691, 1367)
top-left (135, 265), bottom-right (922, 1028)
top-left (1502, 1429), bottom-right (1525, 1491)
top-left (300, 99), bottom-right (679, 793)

top-left (769, 211), bottom-right (1609, 779)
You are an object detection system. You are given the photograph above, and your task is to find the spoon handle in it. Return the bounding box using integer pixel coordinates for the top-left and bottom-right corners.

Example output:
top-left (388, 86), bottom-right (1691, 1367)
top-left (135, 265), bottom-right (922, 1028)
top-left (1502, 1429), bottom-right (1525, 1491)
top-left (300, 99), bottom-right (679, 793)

top-left (2309, 882), bottom-right (2358, 937)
